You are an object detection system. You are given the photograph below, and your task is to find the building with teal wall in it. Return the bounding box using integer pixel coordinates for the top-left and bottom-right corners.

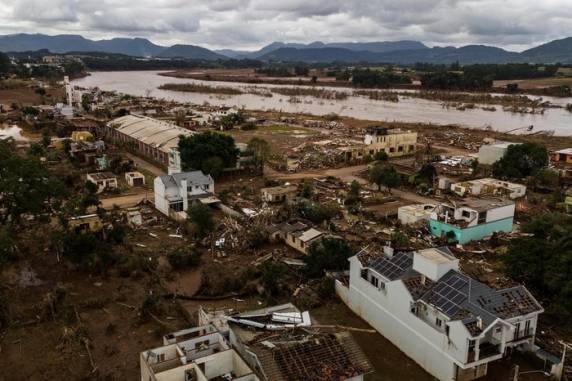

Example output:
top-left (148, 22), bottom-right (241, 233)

top-left (429, 217), bottom-right (514, 244)
top-left (429, 199), bottom-right (515, 244)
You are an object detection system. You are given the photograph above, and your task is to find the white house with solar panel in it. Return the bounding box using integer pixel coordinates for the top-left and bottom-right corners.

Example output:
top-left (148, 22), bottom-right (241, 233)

top-left (335, 246), bottom-right (543, 381)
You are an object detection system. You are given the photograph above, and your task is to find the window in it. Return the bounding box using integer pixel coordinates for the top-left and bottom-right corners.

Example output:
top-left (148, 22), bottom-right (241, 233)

top-left (436, 318), bottom-right (443, 327)
top-left (369, 275), bottom-right (379, 288)
top-left (170, 201), bottom-right (184, 212)
top-left (398, 146), bottom-right (404, 152)
top-left (524, 320), bottom-right (531, 336)
top-left (361, 269), bottom-right (368, 280)
top-left (514, 322), bottom-right (521, 340)
top-left (461, 210), bottom-right (471, 218)
top-left (379, 282), bottom-right (386, 292)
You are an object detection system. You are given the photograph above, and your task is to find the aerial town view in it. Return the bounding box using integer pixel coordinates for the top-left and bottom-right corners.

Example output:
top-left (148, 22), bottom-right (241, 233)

top-left (2, 1), bottom-right (572, 381)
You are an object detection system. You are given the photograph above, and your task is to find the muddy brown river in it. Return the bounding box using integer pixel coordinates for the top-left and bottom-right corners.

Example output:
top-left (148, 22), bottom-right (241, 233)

top-left (73, 71), bottom-right (572, 135)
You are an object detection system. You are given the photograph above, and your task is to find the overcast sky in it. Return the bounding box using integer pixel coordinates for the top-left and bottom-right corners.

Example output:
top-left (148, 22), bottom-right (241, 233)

top-left (0, 0), bottom-right (570, 51)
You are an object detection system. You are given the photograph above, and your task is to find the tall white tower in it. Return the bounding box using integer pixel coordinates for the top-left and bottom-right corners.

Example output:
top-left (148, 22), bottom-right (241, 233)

top-left (168, 148), bottom-right (182, 175)
top-left (64, 76), bottom-right (73, 107)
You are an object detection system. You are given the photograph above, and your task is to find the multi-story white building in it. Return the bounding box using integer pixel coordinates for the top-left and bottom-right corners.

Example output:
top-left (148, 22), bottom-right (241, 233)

top-left (336, 246), bottom-right (543, 381)
top-left (154, 171), bottom-right (215, 218)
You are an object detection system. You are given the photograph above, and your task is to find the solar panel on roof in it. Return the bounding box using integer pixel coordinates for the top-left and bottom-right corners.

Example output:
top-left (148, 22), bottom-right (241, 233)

top-left (368, 252), bottom-right (413, 280)
top-left (426, 273), bottom-right (470, 316)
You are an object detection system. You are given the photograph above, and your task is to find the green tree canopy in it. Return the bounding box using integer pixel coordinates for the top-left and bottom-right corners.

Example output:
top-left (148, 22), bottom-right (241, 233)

top-left (178, 132), bottom-right (239, 178)
top-left (503, 213), bottom-right (572, 313)
top-left (0, 141), bottom-right (66, 224)
top-left (187, 203), bottom-right (215, 238)
top-left (0, 52), bottom-right (10, 76)
top-left (492, 143), bottom-right (548, 179)
top-left (247, 137), bottom-right (271, 168)
top-left (304, 237), bottom-right (355, 278)
top-left (368, 163), bottom-right (401, 192)
top-left (297, 200), bottom-right (340, 224)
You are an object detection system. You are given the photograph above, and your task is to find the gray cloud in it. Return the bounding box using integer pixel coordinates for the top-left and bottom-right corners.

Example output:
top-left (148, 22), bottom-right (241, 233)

top-left (0, 0), bottom-right (570, 51)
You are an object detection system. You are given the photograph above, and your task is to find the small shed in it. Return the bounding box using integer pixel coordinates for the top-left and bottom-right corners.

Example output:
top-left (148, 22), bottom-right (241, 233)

top-left (125, 171), bottom-right (146, 187)
top-left (261, 185), bottom-right (298, 203)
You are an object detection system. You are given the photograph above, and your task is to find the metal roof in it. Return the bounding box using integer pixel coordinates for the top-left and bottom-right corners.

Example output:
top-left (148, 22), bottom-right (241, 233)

top-left (358, 246), bottom-right (543, 335)
top-left (158, 171), bottom-right (213, 189)
top-left (419, 270), bottom-right (543, 330)
top-left (108, 114), bottom-right (195, 154)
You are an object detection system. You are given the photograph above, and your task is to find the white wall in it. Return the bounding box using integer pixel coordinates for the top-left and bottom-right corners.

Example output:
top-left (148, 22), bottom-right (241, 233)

top-left (485, 204), bottom-right (515, 223)
top-left (342, 256), bottom-right (498, 381)
top-left (154, 178), bottom-right (169, 216)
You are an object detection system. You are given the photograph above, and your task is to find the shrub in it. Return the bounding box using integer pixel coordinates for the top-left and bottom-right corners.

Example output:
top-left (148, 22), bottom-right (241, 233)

top-left (167, 248), bottom-right (201, 269)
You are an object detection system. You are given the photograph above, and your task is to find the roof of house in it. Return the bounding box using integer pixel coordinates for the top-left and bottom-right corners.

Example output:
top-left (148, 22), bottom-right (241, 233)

top-left (295, 228), bottom-right (324, 243)
top-left (157, 171), bottom-right (213, 189)
top-left (359, 247), bottom-right (543, 337)
top-left (108, 114), bottom-right (195, 154)
top-left (420, 270), bottom-right (543, 331)
top-left (228, 304), bottom-right (372, 381)
top-left (553, 148), bottom-right (572, 155)
top-left (442, 198), bottom-right (514, 212)
top-left (88, 172), bottom-right (117, 180)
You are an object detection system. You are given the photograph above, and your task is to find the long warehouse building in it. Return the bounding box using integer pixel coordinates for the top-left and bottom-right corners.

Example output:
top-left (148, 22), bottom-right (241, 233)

top-left (104, 114), bottom-right (195, 166)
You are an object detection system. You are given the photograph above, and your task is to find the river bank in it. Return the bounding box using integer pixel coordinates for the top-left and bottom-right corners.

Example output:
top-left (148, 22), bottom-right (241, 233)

top-left (72, 70), bottom-right (572, 135)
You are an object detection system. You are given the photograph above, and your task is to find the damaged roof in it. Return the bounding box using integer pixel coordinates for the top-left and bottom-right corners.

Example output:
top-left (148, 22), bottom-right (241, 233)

top-left (359, 247), bottom-right (543, 336)
top-left (227, 303), bottom-right (373, 381)
top-left (419, 270), bottom-right (543, 335)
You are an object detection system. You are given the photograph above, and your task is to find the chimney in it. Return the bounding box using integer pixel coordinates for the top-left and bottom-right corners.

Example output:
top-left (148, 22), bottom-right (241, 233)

top-left (383, 244), bottom-right (394, 258)
top-left (476, 317), bottom-right (483, 330)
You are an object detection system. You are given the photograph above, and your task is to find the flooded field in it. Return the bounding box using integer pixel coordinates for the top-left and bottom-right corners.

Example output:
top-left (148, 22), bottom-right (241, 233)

top-left (73, 71), bottom-right (572, 135)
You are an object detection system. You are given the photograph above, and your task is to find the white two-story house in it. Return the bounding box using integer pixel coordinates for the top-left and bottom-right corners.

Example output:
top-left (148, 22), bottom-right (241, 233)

top-left (336, 246), bottom-right (543, 381)
top-left (154, 171), bottom-right (214, 218)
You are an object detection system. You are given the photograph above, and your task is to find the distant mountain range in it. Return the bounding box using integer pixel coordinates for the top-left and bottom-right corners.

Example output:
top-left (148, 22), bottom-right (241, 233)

top-left (1, 33), bottom-right (572, 64)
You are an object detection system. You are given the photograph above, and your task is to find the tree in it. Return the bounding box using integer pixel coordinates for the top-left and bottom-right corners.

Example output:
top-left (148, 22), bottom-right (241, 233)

top-left (492, 143), bottom-right (548, 179)
top-left (297, 200), bottom-right (340, 224)
top-left (417, 163), bottom-right (437, 184)
top-left (301, 180), bottom-right (314, 199)
top-left (187, 203), bottom-right (214, 238)
top-left (247, 137), bottom-right (271, 169)
top-left (373, 150), bottom-right (388, 162)
top-left (178, 132), bottom-right (239, 177)
top-left (345, 180), bottom-right (361, 206)
top-left (0, 226), bottom-right (16, 266)
top-left (0, 52), bottom-right (10, 76)
top-left (167, 247), bottom-right (201, 269)
top-left (503, 213), bottom-right (572, 313)
top-left (304, 237), bottom-right (355, 278)
top-left (0, 141), bottom-right (66, 225)
top-left (368, 164), bottom-right (401, 193)
top-left (530, 168), bottom-right (559, 190)
top-left (202, 156), bottom-right (224, 179)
